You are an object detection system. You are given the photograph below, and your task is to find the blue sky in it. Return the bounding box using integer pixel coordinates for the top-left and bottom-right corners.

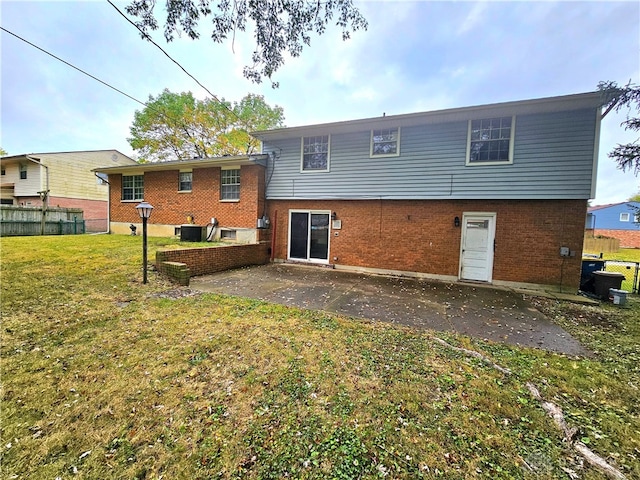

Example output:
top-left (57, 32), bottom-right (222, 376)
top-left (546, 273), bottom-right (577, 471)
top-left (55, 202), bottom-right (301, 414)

top-left (1, 0), bottom-right (639, 204)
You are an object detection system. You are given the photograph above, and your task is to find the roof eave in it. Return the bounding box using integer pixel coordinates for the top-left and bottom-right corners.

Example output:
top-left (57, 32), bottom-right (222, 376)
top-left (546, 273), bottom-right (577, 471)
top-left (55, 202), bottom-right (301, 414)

top-left (93, 154), bottom-right (268, 173)
top-left (252, 91), bottom-right (602, 141)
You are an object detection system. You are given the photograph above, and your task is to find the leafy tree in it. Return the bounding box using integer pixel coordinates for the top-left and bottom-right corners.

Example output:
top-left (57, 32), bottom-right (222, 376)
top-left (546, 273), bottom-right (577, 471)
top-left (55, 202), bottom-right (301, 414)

top-left (128, 89), bottom-right (284, 162)
top-left (598, 80), bottom-right (640, 174)
top-left (125, 0), bottom-right (367, 86)
top-left (628, 192), bottom-right (640, 202)
top-left (0, 147), bottom-right (7, 156)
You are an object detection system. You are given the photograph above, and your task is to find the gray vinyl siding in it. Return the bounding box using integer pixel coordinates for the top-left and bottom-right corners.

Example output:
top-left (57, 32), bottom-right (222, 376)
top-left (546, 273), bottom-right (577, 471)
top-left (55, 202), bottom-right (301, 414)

top-left (264, 108), bottom-right (597, 200)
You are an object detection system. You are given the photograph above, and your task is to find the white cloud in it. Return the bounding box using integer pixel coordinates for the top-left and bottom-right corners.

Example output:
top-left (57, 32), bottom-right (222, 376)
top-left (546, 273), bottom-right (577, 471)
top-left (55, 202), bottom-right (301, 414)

top-left (1, 0), bottom-right (639, 204)
top-left (456, 1), bottom-right (488, 36)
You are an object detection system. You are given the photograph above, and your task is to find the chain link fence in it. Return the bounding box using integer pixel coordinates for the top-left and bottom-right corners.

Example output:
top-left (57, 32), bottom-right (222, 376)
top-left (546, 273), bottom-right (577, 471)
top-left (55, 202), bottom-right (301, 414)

top-left (603, 260), bottom-right (639, 293)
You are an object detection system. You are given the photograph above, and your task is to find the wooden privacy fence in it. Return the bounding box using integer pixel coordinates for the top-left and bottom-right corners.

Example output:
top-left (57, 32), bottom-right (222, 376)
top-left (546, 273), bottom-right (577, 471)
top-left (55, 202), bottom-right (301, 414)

top-left (583, 234), bottom-right (620, 254)
top-left (0, 205), bottom-right (85, 237)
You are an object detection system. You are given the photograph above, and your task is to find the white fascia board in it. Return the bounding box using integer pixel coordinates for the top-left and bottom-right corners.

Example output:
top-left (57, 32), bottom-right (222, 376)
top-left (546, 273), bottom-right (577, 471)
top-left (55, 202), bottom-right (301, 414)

top-left (93, 154), bottom-right (268, 174)
top-left (253, 92), bottom-right (602, 141)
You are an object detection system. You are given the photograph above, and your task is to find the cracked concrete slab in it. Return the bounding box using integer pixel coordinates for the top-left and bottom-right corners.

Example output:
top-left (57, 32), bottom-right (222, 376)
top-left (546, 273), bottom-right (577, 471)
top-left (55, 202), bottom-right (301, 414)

top-left (191, 263), bottom-right (590, 356)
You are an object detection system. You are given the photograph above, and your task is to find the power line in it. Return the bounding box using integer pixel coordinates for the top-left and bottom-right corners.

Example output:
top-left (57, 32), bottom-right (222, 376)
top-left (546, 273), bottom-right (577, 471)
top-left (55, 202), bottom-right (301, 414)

top-left (0, 26), bottom-right (148, 109)
top-left (107, 0), bottom-right (239, 122)
top-left (0, 25), bottom-right (223, 158)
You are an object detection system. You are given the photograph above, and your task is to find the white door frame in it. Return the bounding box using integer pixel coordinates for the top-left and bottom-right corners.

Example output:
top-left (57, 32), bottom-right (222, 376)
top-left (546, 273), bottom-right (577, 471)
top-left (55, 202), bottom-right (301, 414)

top-left (459, 212), bottom-right (497, 282)
top-left (287, 209), bottom-right (332, 264)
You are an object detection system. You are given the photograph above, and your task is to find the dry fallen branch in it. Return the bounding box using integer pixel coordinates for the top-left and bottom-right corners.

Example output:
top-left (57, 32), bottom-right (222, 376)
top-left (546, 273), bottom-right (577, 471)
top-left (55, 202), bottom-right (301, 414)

top-left (525, 382), bottom-right (577, 442)
top-left (431, 337), bottom-right (626, 479)
top-left (526, 382), bottom-right (626, 480)
top-left (431, 337), bottom-right (512, 375)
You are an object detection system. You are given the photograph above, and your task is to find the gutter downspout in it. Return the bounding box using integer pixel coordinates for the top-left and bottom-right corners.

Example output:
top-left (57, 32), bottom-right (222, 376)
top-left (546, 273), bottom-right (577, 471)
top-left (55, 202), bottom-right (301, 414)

top-left (94, 173), bottom-right (111, 234)
top-left (26, 155), bottom-right (49, 235)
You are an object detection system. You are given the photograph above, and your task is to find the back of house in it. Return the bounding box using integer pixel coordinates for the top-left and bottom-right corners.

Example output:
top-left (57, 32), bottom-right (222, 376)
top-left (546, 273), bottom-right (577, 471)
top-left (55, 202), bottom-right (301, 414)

top-left (99, 92), bottom-right (602, 291)
top-left (253, 92), bottom-right (602, 291)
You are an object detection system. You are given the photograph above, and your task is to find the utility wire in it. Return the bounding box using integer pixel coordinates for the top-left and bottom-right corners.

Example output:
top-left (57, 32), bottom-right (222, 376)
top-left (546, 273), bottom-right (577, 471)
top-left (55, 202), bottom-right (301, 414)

top-left (107, 0), bottom-right (240, 122)
top-left (0, 26), bottom-right (148, 109)
top-left (0, 25), bottom-right (221, 158)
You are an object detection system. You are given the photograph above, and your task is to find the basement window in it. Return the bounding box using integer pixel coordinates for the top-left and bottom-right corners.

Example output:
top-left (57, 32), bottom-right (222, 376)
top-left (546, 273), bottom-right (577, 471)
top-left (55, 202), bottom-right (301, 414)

top-left (220, 229), bottom-right (237, 240)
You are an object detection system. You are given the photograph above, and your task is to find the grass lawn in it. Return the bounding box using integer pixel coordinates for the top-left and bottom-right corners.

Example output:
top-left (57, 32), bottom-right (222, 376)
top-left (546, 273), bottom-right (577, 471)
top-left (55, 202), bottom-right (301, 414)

top-left (582, 248), bottom-right (640, 263)
top-left (2, 235), bottom-right (639, 479)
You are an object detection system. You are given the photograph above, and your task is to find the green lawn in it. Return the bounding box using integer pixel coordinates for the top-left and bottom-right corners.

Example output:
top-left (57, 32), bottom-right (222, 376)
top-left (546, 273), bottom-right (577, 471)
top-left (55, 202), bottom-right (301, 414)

top-left (584, 248), bottom-right (640, 263)
top-left (2, 234), bottom-right (639, 479)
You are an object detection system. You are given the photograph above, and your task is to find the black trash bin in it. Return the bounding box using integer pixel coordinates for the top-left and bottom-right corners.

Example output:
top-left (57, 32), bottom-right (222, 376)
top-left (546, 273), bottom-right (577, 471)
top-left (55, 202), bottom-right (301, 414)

top-left (580, 259), bottom-right (605, 293)
top-left (592, 271), bottom-right (625, 300)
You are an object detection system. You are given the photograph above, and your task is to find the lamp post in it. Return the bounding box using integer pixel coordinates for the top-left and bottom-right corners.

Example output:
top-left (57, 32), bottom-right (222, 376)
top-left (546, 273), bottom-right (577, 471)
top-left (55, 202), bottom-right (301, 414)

top-left (135, 202), bottom-right (154, 284)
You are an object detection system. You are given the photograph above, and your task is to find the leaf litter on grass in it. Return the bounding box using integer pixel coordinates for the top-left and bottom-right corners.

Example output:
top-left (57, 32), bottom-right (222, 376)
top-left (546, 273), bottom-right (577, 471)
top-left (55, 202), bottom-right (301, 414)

top-left (1, 235), bottom-right (639, 479)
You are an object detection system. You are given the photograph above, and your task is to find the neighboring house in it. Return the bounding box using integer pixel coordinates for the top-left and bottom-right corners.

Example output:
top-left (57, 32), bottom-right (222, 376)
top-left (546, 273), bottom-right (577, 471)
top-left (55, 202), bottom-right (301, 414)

top-left (587, 202), bottom-right (640, 248)
top-left (0, 150), bottom-right (137, 232)
top-left (98, 92), bottom-right (603, 291)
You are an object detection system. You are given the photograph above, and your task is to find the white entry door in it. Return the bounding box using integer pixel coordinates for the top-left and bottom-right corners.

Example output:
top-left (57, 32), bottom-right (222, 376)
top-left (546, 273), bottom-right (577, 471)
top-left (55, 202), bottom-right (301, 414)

top-left (459, 213), bottom-right (496, 282)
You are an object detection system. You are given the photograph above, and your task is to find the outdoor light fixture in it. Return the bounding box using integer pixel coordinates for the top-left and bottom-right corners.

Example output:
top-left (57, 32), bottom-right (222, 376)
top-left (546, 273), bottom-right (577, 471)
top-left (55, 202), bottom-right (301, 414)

top-left (135, 202), bottom-right (154, 284)
top-left (331, 212), bottom-right (337, 221)
top-left (136, 202), bottom-right (154, 220)
top-left (454, 216), bottom-right (460, 227)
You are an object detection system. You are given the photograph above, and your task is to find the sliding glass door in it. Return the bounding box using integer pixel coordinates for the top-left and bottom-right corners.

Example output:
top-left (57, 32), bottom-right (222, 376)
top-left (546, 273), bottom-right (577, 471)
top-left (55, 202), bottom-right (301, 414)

top-left (288, 211), bottom-right (330, 262)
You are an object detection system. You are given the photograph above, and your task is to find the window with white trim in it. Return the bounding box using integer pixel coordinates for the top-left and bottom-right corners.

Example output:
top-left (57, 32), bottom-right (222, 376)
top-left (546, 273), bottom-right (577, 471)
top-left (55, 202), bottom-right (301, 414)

top-left (96, 172), bottom-right (108, 185)
top-left (467, 116), bottom-right (515, 164)
top-left (371, 128), bottom-right (400, 157)
top-left (122, 175), bottom-right (144, 201)
top-left (19, 164), bottom-right (27, 180)
top-left (302, 135), bottom-right (330, 171)
top-left (221, 169), bottom-right (240, 200)
top-left (620, 212), bottom-right (630, 222)
top-left (179, 171), bottom-right (192, 191)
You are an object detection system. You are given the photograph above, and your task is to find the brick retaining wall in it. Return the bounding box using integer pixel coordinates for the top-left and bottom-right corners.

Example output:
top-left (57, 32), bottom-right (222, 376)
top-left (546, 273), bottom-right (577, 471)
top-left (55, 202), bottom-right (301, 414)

top-left (156, 242), bottom-right (270, 279)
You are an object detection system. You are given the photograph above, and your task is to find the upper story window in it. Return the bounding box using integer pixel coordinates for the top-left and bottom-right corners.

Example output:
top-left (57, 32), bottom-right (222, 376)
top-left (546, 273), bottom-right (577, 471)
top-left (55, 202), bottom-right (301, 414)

top-left (1, 167), bottom-right (5, 176)
top-left (371, 128), bottom-right (400, 157)
top-left (620, 213), bottom-right (630, 222)
top-left (96, 172), bottom-right (108, 185)
top-left (302, 135), bottom-right (330, 172)
top-left (122, 175), bottom-right (144, 201)
top-left (466, 116), bottom-right (515, 165)
top-left (19, 164), bottom-right (27, 179)
top-left (221, 168), bottom-right (240, 200)
top-left (179, 171), bottom-right (192, 192)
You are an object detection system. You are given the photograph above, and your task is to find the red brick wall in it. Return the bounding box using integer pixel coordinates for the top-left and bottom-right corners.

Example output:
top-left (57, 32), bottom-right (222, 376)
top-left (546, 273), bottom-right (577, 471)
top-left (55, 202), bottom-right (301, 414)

top-left (593, 229), bottom-right (640, 248)
top-left (267, 199), bottom-right (587, 290)
top-left (109, 164), bottom-right (265, 228)
top-left (156, 243), bottom-right (270, 276)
